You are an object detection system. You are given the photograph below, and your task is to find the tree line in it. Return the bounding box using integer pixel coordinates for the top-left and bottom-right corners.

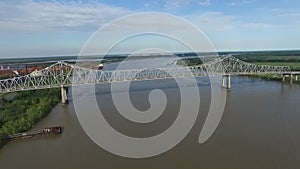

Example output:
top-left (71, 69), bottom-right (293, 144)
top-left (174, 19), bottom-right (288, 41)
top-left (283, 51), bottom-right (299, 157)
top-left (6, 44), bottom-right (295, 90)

top-left (0, 88), bottom-right (60, 144)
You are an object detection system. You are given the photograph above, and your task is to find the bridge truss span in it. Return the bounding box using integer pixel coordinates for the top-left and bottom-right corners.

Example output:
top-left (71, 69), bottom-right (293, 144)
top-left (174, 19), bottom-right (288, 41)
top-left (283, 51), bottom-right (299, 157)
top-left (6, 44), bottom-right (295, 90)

top-left (0, 56), bottom-right (292, 93)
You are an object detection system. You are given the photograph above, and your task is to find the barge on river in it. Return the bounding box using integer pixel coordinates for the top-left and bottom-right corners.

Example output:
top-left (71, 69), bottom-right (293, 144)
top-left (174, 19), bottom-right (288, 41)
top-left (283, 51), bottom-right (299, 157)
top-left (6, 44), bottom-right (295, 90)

top-left (1, 126), bottom-right (63, 142)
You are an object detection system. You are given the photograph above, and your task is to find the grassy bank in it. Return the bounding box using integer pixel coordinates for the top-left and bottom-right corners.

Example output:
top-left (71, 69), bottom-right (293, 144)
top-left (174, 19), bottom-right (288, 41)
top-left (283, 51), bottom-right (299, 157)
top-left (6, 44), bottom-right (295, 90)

top-left (0, 88), bottom-right (60, 144)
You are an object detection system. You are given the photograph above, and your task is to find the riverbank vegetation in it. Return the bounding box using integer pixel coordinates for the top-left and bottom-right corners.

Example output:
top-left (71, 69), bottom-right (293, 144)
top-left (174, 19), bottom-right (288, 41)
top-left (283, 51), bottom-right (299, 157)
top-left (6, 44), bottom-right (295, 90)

top-left (233, 51), bottom-right (300, 71)
top-left (176, 58), bottom-right (203, 66)
top-left (245, 74), bottom-right (300, 84)
top-left (0, 88), bottom-right (60, 144)
top-left (233, 50), bottom-right (300, 63)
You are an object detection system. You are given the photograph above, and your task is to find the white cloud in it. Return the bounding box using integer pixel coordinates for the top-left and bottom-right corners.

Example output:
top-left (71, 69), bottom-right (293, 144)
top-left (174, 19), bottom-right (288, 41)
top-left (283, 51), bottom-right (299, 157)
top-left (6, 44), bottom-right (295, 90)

top-left (278, 12), bottom-right (300, 17)
top-left (229, 0), bottom-right (255, 6)
top-left (0, 0), bottom-right (131, 33)
top-left (187, 12), bottom-right (280, 32)
top-left (242, 22), bottom-right (274, 29)
top-left (187, 12), bottom-right (236, 32)
top-left (164, 0), bottom-right (211, 9)
top-left (198, 0), bottom-right (211, 6)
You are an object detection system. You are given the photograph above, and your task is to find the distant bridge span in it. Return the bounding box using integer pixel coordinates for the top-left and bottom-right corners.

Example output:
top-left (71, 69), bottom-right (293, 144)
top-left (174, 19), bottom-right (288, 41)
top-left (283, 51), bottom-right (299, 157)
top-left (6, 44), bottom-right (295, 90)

top-left (0, 56), bottom-right (296, 103)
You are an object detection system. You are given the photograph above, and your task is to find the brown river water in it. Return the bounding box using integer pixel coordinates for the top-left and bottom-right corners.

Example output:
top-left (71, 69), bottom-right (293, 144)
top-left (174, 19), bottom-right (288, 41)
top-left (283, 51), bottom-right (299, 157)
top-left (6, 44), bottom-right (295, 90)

top-left (0, 58), bottom-right (299, 169)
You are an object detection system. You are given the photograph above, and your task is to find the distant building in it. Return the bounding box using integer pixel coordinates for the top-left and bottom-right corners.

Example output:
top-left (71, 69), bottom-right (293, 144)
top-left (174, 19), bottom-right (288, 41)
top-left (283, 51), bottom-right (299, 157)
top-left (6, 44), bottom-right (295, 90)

top-left (30, 69), bottom-right (43, 77)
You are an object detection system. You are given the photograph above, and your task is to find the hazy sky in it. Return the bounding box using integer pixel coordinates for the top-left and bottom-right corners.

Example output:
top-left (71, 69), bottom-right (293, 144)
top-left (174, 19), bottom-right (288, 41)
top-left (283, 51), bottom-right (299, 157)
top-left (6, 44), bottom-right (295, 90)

top-left (0, 0), bottom-right (300, 58)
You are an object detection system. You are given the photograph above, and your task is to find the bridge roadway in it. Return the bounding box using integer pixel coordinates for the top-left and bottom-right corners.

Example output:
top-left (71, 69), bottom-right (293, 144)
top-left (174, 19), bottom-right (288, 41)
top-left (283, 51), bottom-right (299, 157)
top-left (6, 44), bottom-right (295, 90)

top-left (0, 56), bottom-right (297, 103)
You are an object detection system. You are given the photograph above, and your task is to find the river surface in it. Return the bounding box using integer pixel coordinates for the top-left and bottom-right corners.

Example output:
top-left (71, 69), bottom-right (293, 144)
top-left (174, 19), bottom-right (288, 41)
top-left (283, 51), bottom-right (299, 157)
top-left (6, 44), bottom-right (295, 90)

top-left (0, 57), bottom-right (300, 169)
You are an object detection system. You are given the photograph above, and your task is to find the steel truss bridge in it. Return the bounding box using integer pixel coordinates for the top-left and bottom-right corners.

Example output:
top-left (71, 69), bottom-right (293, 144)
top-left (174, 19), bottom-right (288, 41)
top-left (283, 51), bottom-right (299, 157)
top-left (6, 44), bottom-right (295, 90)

top-left (0, 56), bottom-right (293, 96)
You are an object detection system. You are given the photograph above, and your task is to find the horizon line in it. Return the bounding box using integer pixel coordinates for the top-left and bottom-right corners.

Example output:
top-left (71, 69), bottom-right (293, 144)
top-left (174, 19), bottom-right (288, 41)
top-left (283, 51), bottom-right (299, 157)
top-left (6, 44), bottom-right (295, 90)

top-left (1, 49), bottom-right (300, 60)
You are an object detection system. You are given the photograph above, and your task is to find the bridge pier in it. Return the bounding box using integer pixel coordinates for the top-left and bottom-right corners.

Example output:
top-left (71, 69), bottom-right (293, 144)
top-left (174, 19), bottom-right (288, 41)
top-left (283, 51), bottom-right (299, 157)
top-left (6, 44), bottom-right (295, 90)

top-left (222, 74), bottom-right (231, 89)
top-left (296, 75), bottom-right (298, 81)
top-left (282, 74), bottom-right (294, 84)
top-left (227, 74), bottom-right (231, 89)
top-left (61, 86), bottom-right (68, 104)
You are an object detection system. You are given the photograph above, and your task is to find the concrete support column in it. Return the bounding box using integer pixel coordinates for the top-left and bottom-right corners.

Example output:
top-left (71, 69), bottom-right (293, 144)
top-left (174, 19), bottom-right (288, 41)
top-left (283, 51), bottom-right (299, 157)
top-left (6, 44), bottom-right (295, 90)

top-left (222, 75), bottom-right (226, 88)
top-left (61, 86), bottom-right (68, 104)
top-left (227, 74), bottom-right (231, 89)
top-left (221, 75), bottom-right (231, 89)
top-left (296, 75), bottom-right (298, 81)
top-left (282, 75), bottom-right (286, 82)
top-left (290, 74), bottom-right (293, 84)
